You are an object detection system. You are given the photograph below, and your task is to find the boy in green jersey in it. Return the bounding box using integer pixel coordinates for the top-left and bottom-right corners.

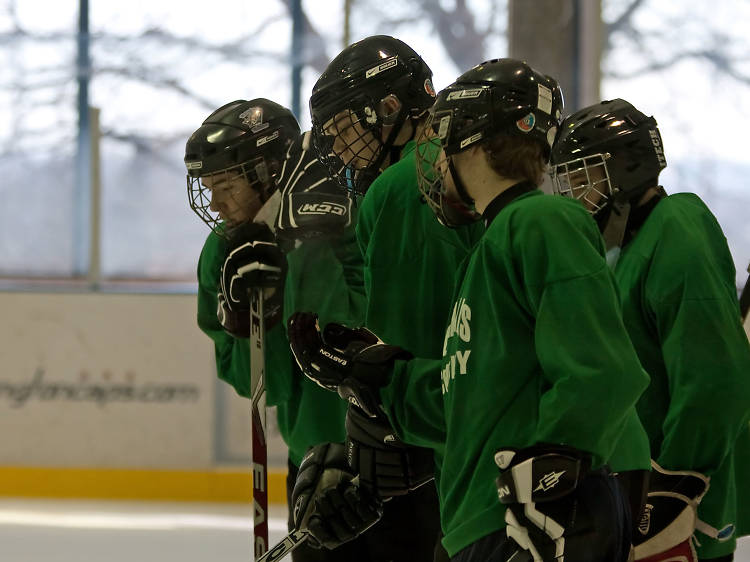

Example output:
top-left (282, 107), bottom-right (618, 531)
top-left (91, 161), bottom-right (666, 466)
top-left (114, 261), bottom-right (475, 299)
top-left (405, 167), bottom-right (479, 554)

top-left (549, 99), bottom-right (750, 562)
top-left (186, 99), bottom-right (375, 561)
top-left (288, 59), bottom-right (651, 562)
top-left (287, 35), bottom-right (480, 562)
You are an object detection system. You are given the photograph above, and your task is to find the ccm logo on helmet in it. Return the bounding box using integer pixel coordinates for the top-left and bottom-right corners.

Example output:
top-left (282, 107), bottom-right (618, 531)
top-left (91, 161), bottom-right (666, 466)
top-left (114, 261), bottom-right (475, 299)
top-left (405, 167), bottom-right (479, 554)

top-left (297, 202), bottom-right (347, 216)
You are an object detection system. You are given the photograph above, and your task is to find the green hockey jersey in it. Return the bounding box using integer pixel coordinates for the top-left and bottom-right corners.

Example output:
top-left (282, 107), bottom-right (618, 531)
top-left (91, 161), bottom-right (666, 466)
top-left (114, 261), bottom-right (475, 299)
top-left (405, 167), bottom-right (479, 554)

top-left (613, 192), bottom-right (750, 558)
top-left (356, 140), bottom-right (483, 357)
top-left (381, 190), bottom-right (652, 556)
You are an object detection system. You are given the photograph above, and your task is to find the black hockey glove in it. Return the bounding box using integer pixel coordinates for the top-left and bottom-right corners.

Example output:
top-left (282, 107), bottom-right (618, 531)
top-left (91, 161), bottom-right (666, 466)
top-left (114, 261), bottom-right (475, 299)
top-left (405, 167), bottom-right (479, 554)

top-left (632, 460), bottom-right (726, 562)
top-left (219, 222), bottom-right (286, 329)
top-left (494, 444), bottom-right (625, 562)
top-left (275, 131), bottom-right (353, 245)
top-left (216, 291), bottom-right (251, 338)
top-left (345, 404), bottom-right (434, 498)
top-left (292, 442), bottom-right (383, 550)
top-left (287, 312), bottom-right (412, 417)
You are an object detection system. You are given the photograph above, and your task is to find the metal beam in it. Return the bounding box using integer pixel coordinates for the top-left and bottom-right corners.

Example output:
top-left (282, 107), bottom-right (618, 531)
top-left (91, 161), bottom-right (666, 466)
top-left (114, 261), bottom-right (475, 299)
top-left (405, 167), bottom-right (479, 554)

top-left (290, 0), bottom-right (303, 119)
top-left (508, 0), bottom-right (602, 114)
top-left (74, 0), bottom-right (90, 276)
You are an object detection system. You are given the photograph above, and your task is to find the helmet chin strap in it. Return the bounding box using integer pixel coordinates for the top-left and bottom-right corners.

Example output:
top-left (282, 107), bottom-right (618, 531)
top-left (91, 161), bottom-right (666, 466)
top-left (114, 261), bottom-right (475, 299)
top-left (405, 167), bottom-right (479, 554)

top-left (600, 199), bottom-right (631, 252)
top-left (370, 110), bottom-right (410, 174)
top-left (600, 184), bottom-right (666, 253)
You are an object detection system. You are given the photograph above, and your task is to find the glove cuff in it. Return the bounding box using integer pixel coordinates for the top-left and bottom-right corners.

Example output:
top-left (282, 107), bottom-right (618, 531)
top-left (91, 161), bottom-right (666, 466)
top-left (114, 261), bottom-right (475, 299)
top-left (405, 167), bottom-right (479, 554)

top-left (495, 444), bottom-right (592, 504)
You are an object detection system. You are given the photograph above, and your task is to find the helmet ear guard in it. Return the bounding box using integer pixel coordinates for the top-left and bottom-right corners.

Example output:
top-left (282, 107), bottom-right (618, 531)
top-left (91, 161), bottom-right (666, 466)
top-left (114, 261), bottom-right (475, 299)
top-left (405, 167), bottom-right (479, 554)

top-left (377, 94), bottom-right (403, 127)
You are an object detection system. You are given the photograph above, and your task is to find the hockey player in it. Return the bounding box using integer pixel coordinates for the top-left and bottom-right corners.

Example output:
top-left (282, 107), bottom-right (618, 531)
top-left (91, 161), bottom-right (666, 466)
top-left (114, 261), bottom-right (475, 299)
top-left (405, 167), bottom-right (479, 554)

top-left (549, 98), bottom-right (750, 562)
top-left (287, 59), bottom-right (652, 562)
top-left (185, 98), bottom-right (373, 561)
top-left (289, 34), bottom-right (489, 562)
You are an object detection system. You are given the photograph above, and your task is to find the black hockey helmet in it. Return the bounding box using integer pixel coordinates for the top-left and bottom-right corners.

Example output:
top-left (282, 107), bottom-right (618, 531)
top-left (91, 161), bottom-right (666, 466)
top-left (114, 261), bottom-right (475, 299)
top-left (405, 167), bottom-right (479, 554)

top-left (309, 35), bottom-right (435, 195)
top-left (416, 58), bottom-right (563, 227)
top-left (549, 98), bottom-right (666, 216)
top-left (185, 98), bottom-right (300, 236)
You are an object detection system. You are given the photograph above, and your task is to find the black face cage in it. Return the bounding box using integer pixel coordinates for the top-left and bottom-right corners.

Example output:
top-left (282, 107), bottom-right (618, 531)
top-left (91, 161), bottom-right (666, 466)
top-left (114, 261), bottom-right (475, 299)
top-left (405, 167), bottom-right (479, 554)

top-left (550, 153), bottom-right (613, 215)
top-left (415, 111), bottom-right (480, 228)
top-left (187, 156), bottom-right (273, 238)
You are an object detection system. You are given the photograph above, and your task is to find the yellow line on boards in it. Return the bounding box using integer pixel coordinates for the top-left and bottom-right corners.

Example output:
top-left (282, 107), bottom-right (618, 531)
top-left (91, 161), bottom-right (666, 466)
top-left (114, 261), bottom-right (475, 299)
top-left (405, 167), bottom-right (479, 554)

top-left (0, 466), bottom-right (287, 504)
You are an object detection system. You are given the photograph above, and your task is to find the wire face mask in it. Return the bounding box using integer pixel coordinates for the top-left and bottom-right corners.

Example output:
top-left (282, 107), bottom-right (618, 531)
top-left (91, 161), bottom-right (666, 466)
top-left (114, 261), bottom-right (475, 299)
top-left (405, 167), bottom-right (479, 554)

top-left (187, 156), bottom-right (270, 237)
top-left (415, 110), bottom-right (480, 227)
top-left (550, 153), bottom-right (613, 215)
top-left (312, 94), bottom-right (409, 196)
top-left (312, 107), bottom-right (382, 196)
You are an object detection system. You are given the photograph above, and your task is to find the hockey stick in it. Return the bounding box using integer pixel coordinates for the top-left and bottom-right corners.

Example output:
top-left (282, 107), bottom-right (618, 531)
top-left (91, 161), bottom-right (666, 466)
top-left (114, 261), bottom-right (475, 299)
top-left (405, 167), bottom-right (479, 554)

top-left (256, 529), bottom-right (309, 562)
top-left (249, 286), bottom-right (268, 559)
top-left (249, 192), bottom-right (282, 559)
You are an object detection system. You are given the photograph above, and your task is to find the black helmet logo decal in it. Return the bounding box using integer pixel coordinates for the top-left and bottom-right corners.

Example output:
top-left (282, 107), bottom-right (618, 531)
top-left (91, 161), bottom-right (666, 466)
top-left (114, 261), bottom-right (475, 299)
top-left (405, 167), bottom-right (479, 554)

top-left (365, 56), bottom-right (398, 78)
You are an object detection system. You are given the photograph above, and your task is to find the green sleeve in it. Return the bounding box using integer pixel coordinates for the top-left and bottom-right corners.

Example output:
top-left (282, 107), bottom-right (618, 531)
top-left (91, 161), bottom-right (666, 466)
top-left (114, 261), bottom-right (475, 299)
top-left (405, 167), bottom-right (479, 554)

top-left (646, 232), bottom-right (750, 474)
top-left (196, 232), bottom-right (291, 405)
top-left (322, 218), bottom-right (367, 326)
top-left (511, 201), bottom-right (651, 467)
top-left (278, 229), bottom-right (365, 463)
top-left (283, 228), bottom-right (366, 329)
top-left (196, 233), bottom-right (252, 398)
top-left (354, 183), bottom-right (382, 305)
top-left (355, 193), bottom-right (374, 269)
top-left (380, 358), bottom-right (446, 450)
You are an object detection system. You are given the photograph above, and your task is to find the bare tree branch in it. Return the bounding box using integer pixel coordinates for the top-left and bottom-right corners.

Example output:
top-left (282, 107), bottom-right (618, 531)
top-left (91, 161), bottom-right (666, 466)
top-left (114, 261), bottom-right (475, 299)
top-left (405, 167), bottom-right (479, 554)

top-left (606, 0), bottom-right (646, 38)
top-left (414, 0), bottom-right (490, 71)
top-left (607, 49), bottom-right (750, 84)
top-left (277, 0), bottom-right (330, 71)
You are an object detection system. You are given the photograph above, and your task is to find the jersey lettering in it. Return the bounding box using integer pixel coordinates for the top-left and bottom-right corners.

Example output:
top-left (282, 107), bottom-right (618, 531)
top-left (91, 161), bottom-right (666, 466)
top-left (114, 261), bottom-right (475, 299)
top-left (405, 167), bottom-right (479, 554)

top-left (441, 298), bottom-right (473, 394)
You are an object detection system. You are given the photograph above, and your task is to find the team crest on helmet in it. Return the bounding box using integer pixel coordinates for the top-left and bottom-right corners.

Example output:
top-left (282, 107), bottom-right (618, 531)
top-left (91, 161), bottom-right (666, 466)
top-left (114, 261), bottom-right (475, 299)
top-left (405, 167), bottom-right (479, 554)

top-left (239, 106), bottom-right (263, 129)
top-left (424, 78), bottom-right (436, 97)
top-left (516, 113), bottom-right (536, 133)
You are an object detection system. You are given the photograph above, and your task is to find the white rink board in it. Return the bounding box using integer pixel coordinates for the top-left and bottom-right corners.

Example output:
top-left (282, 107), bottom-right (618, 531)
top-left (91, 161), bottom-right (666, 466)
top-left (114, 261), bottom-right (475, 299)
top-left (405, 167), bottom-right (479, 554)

top-left (0, 292), bottom-right (216, 468)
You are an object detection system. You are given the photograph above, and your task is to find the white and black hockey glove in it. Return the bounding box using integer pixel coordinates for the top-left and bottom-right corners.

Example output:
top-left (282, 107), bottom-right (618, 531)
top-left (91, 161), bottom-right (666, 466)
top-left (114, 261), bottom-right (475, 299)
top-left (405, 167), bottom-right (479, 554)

top-left (216, 291), bottom-right (252, 339)
top-left (495, 444), bottom-right (630, 562)
top-left (345, 404), bottom-right (435, 498)
top-left (292, 442), bottom-right (383, 550)
top-left (219, 222), bottom-right (286, 330)
top-left (275, 131), bottom-right (353, 245)
top-left (287, 312), bottom-right (412, 418)
top-left (632, 460), bottom-right (732, 562)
